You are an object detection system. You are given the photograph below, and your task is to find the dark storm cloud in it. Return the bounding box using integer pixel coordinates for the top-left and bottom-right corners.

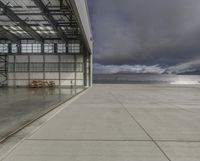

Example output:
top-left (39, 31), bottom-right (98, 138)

top-left (88, 0), bottom-right (200, 73)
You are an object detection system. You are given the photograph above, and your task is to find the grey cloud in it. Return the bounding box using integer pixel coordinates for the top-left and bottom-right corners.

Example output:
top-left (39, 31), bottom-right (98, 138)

top-left (94, 63), bottom-right (166, 74)
top-left (88, 0), bottom-right (200, 68)
top-left (94, 59), bottom-right (200, 74)
top-left (168, 59), bottom-right (200, 73)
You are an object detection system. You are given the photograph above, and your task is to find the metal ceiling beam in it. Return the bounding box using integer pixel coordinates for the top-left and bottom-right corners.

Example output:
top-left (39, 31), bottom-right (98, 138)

top-left (0, 1), bottom-right (43, 42)
top-left (32, 0), bottom-right (68, 43)
top-left (59, 0), bottom-right (71, 11)
top-left (0, 10), bottom-right (72, 16)
top-left (0, 26), bottom-right (20, 42)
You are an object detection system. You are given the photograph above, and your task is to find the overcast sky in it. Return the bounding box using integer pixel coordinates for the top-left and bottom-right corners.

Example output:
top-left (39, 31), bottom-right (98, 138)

top-left (88, 0), bottom-right (200, 74)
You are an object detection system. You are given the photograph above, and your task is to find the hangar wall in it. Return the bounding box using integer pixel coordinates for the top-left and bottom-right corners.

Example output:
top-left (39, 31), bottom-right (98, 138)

top-left (8, 54), bottom-right (84, 87)
top-left (0, 0), bottom-right (92, 87)
top-left (0, 39), bottom-right (91, 87)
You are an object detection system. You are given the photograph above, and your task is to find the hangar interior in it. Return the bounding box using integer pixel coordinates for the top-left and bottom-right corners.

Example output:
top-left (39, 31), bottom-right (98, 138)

top-left (0, 0), bottom-right (92, 88)
top-left (0, 0), bottom-right (92, 142)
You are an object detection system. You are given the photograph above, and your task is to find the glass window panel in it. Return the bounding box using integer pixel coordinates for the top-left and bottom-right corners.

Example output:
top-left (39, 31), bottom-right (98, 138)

top-left (0, 44), bottom-right (8, 53)
top-left (44, 44), bottom-right (54, 53)
top-left (58, 44), bottom-right (66, 53)
top-left (33, 44), bottom-right (41, 53)
top-left (12, 44), bottom-right (17, 53)
top-left (68, 42), bottom-right (80, 53)
top-left (22, 44), bottom-right (32, 53)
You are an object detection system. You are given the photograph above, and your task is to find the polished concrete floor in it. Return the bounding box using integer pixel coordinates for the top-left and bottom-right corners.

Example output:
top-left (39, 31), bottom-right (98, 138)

top-left (1, 84), bottom-right (200, 161)
top-left (0, 87), bottom-right (83, 141)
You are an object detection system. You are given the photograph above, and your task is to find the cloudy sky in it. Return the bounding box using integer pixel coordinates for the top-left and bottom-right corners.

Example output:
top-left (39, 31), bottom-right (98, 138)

top-left (88, 0), bottom-right (200, 74)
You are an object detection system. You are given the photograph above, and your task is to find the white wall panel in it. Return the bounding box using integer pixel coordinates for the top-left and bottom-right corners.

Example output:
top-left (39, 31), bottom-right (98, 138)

top-left (60, 80), bottom-right (83, 86)
top-left (76, 80), bottom-right (84, 86)
top-left (45, 73), bottom-right (59, 79)
top-left (8, 73), bottom-right (14, 79)
top-left (45, 55), bottom-right (58, 62)
top-left (30, 55), bottom-right (43, 62)
top-left (76, 73), bottom-right (84, 79)
top-left (16, 56), bottom-right (28, 62)
top-left (30, 73), bottom-right (43, 79)
top-left (15, 73), bottom-right (28, 79)
top-left (60, 73), bottom-right (75, 79)
top-left (60, 80), bottom-right (72, 86)
top-left (60, 55), bottom-right (74, 62)
top-left (15, 80), bottom-right (29, 86)
top-left (77, 55), bottom-right (83, 62)
top-left (8, 80), bottom-right (14, 86)
top-left (8, 56), bottom-right (14, 63)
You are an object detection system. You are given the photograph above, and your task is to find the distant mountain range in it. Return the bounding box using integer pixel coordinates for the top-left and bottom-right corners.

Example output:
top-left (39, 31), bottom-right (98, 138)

top-left (114, 71), bottom-right (162, 75)
top-left (113, 70), bottom-right (200, 75)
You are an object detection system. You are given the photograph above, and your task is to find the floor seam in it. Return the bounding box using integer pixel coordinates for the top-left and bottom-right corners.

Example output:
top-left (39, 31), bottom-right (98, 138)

top-left (109, 91), bottom-right (172, 161)
top-left (25, 139), bottom-right (200, 142)
top-left (26, 139), bottom-right (153, 142)
top-left (0, 89), bottom-right (89, 161)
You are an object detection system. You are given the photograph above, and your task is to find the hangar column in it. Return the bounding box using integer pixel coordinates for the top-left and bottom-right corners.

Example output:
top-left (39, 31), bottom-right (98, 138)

top-left (0, 51), bottom-right (8, 87)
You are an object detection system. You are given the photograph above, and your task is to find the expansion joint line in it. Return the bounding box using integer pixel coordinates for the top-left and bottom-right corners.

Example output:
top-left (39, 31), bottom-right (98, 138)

top-left (109, 92), bottom-right (172, 161)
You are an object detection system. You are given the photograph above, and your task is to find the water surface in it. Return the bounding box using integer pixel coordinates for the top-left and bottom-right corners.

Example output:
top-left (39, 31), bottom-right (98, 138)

top-left (94, 74), bottom-right (200, 84)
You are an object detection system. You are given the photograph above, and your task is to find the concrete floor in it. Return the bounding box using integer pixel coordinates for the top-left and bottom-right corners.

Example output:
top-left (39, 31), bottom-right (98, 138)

top-left (1, 84), bottom-right (200, 161)
top-left (0, 87), bottom-right (83, 141)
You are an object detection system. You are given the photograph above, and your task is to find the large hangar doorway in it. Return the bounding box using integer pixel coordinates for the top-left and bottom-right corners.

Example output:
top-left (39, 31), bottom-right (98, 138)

top-left (0, 0), bottom-right (92, 141)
